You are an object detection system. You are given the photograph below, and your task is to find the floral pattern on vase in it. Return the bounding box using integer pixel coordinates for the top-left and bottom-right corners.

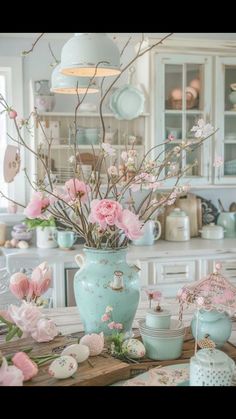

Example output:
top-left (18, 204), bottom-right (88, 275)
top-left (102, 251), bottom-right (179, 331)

top-left (74, 247), bottom-right (140, 335)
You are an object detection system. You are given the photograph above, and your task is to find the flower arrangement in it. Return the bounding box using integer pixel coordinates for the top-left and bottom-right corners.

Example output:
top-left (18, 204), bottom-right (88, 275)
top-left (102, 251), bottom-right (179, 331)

top-left (0, 262), bottom-right (58, 342)
top-left (143, 286), bottom-right (162, 311)
top-left (177, 263), bottom-right (236, 321)
top-left (0, 33), bottom-right (217, 251)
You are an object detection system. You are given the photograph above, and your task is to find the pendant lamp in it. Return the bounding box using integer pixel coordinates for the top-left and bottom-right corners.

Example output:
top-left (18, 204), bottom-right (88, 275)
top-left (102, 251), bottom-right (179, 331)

top-left (60, 33), bottom-right (121, 77)
top-left (51, 63), bottom-right (99, 94)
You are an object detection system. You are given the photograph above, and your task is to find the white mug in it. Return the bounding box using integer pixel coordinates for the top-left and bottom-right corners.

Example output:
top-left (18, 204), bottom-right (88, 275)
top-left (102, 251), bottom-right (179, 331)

top-left (132, 220), bottom-right (161, 246)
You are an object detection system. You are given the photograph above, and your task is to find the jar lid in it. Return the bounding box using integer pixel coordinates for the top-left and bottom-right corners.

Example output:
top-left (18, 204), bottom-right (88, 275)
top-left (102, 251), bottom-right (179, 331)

top-left (202, 223), bottom-right (223, 232)
top-left (169, 208), bottom-right (186, 217)
top-left (194, 348), bottom-right (234, 368)
top-left (146, 308), bottom-right (171, 317)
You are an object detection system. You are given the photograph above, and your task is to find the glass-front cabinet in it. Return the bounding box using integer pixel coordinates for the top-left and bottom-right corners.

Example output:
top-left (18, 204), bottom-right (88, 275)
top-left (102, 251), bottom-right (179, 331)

top-left (155, 54), bottom-right (213, 186)
top-left (215, 57), bottom-right (236, 184)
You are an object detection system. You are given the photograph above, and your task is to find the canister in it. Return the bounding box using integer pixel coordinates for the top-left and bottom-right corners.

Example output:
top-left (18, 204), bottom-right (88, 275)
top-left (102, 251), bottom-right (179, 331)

top-left (0, 221), bottom-right (6, 246)
top-left (165, 208), bottom-right (190, 241)
top-left (146, 308), bottom-right (171, 329)
top-left (190, 348), bottom-right (235, 386)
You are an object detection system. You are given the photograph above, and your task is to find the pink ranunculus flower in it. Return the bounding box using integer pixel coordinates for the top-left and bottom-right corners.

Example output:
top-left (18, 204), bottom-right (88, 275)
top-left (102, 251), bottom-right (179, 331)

top-left (65, 178), bottom-right (89, 203)
top-left (24, 192), bottom-right (50, 219)
top-left (8, 301), bottom-right (42, 334)
top-left (12, 352), bottom-right (38, 381)
top-left (30, 261), bottom-right (51, 297)
top-left (114, 323), bottom-right (123, 330)
top-left (0, 358), bottom-right (24, 386)
top-left (9, 272), bottom-right (29, 300)
top-left (31, 318), bottom-right (58, 342)
top-left (89, 199), bottom-right (123, 229)
top-left (8, 109), bottom-right (17, 119)
top-left (116, 209), bottom-right (143, 240)
top-left (101, 313), bottom-right (110, 322)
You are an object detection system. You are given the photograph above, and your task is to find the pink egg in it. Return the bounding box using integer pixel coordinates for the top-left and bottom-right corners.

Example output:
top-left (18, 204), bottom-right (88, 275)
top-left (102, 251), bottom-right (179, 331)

top-left (80, 332), bottom-right (104, 356)
top-left (190, 78), bottom-right (201, 92)
top-left (171, 88), bottom-right (182, 100)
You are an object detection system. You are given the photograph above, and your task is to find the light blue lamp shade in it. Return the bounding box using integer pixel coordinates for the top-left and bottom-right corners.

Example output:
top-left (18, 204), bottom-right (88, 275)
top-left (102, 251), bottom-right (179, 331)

top-left (51, 64), bottom-right (99, 94)
top-left (60, 33), bottom-right (121, 77)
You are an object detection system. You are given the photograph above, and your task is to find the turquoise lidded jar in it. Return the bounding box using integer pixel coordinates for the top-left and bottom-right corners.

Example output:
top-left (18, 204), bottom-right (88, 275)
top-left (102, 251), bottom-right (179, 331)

top-left (191, 309), bottom-right (232, 348)
top-left (74, 247), bottom-right (140, 335)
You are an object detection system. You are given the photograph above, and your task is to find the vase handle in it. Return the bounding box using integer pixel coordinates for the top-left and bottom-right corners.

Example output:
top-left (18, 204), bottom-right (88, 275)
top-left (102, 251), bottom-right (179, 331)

top-left (75, 253), bottom-right (85, 268)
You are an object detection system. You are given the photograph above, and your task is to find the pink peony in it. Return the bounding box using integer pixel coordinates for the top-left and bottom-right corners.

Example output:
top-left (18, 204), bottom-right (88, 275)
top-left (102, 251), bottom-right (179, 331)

top-left (9, 272), bottom-right (29, 300)
top-left (12, 352), bottom-right (38, 381)
top-left (31, 318), bottom-right (58, 342)
top-left (65, 178), bottom-right (89, 203)
top-left (8, 301), bottom-right (42, 334)
top-left (89, 199), bottom-right (123, 229)
top-left (24, 192), bottom-right (49, 219)
top-left (0, 358), bottom-right (24, 386)
top-left (8, 109), bottom-right (17, 119)
top-left (30, 261), bottom-right (51, 297)
top-left (116, 209), bottom-right (143, 240)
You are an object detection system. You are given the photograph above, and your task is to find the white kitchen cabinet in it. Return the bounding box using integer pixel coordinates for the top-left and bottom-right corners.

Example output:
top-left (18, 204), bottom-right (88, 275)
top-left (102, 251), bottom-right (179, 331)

top-left (32, 112), bottom-right (149, 187)
top-left (208, 259), bottom-right (236, 283)
top-left (154, 53), bottom-right (213, 187)
top-left (215, 56), bottom-right (236, 184)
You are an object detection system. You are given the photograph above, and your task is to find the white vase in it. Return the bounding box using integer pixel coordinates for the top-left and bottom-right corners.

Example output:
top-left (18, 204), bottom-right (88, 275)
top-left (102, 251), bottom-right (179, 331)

top-left (36, 226), bottom-right (58, 249)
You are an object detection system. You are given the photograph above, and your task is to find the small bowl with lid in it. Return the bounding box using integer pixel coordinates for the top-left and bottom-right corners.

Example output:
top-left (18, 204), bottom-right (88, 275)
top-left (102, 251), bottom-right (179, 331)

top-left (199, 223), bottom-right (224, 240)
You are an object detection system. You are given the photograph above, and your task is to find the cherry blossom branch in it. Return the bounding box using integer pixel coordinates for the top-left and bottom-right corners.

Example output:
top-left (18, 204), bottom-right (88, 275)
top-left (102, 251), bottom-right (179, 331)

top-left (22, 33), bottom-right (45, 56)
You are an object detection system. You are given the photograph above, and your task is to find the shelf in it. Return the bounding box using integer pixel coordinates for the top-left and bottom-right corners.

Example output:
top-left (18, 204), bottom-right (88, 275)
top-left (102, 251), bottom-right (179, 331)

top-left (37, 112), bottom-right (150, 118)
top-left (224, 111), bottom-right (236, 115)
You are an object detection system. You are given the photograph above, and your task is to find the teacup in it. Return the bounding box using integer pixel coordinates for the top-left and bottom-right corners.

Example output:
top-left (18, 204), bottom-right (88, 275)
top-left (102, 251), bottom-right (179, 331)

top-left (132, 220), bottom-right (161, 246)
top-left (54, 230), bottom-right (77, 249)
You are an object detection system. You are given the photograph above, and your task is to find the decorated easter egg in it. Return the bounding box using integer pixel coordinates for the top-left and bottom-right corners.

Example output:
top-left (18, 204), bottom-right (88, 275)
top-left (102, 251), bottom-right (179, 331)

top-left (61, 344), bottom-right (90, 363)
top-left (80, 332), bottom-right (104, 356)
top-left (48, 355), bottom-right (77, 379)
top-left (121, 339), bottom-right (146, 359)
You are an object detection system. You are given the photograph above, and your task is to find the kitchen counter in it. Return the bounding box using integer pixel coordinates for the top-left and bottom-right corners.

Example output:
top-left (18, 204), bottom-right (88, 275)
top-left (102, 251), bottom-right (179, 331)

top-left (2, 238), bottom-right (236, 264)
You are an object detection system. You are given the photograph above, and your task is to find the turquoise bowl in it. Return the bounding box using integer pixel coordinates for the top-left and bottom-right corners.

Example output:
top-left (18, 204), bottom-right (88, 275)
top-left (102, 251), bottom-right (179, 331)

top-left (140, 331), bottom-right (185, 360)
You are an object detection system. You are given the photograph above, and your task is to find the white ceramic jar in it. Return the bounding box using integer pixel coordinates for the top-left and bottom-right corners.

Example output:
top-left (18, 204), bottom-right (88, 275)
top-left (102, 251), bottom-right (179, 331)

top-left (199, 223), bottom-right (224, 239)
top-left (146, 308), bottom-right (171, 329)
top-left (190, 348), bottom-right (235, 386)
top-left (36, 226), bottom-right (58, 249)
top-left (165, 208), bottom-right (190, 242)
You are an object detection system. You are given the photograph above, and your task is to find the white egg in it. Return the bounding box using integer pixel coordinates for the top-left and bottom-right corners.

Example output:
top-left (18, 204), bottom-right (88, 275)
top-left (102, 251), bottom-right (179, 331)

top-left (121, 339), bottom-right (146, 359)
top-left (17, 240), bottom-right (29, 249)
top-left (61, 344), bottom-right (90, 363)
top-left (48, 355), bottom-right (78, 379)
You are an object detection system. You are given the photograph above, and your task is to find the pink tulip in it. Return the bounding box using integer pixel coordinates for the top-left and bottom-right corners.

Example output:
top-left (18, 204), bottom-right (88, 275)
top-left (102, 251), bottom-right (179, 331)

top-left (89, 199), bottom-right (123, 229)
top-left (116, 209), bottom-right (143, 240)
top-left (12, 352), bottom-right (38, 381)
top-left (9, 272), bottom-right (29, 300)
top-left (0, 357), bottom-right (24, 386)
top-left (24, 192), bottom-right (50, 219)
top-left (31, 318), bottom-right (58, 342)
top-left (65, 178), bottom-right (89, 203)
top-left (30, 261), bottom-right (51, 297)
top-left (8, 109), bottom-right (17, 119)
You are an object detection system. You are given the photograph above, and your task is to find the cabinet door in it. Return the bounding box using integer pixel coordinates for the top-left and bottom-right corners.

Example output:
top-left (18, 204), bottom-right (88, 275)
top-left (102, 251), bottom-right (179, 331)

top-left (153, 259), bottom-right (196, 297)
top-left (215, 57), bottom-right (236, 184)
top-left (155, 53), bottom-right (212, 187)
top-left (209, 259), bottom-right (236, 284)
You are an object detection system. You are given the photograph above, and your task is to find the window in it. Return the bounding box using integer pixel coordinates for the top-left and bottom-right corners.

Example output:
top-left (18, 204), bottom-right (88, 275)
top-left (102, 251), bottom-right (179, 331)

top-left (0, 57), bottom-right (24, 210)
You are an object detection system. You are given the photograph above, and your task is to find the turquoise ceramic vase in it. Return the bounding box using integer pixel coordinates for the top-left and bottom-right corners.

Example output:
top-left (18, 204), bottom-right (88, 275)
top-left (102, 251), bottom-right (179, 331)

top-left (191, 309), bottom-right (232, 348)
top-left (74, 247), bottom-right (140, 335)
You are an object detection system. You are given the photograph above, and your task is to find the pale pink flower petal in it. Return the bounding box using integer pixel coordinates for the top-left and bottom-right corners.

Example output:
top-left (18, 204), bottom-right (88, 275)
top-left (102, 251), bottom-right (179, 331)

top-left (31, 318), bottom-right (58, 342)
top-left (89, 199), bottom-right (123, 228)
top-left (30, 262), bottom-right (51, 297)
top-left (101, 313), bottom-right (110, 322)
top-left (108, 321), bottom-right (116, 330)
top-left (9, 272), bottom-right (29, 300)
top-left (65, 179), bottom-right (89, 203)
top-left (116, 209), bottom-right (143, 240)
top-left (8, 301), bottom-right (42, 334)
top-left (0, 358), bottom-right (24, 386)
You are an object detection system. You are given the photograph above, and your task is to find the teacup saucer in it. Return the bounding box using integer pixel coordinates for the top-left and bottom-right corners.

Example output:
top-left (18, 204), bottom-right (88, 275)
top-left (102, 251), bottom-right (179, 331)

top-left (59, 246), bottom-right (75, 251)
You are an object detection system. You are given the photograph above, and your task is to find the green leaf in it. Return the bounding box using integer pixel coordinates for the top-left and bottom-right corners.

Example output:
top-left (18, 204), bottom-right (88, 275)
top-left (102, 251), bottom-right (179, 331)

top-left (24, 217), bottom-right (56, 230)
top-left (17, 329), bottom-right (23, 338)
top-left (6, 326), bottom-right (20, 341)
top-left (0, 315), bottom-right (14, 327)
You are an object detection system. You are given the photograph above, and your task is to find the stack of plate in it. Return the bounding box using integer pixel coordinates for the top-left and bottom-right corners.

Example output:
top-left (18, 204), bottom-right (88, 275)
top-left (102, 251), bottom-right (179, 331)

top-left (138, 318), bottom-right (185, 361)
top-left (109, 84), bottom-right (145, 120)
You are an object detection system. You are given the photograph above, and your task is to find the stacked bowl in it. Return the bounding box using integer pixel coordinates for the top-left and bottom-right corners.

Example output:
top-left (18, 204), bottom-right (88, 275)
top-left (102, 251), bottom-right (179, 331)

top-left (138, 309), bottom-right (185, 360)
